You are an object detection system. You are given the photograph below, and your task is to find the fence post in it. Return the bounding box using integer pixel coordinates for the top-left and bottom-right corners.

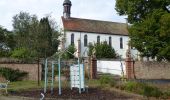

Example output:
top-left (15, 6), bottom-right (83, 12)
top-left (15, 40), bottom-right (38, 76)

top-left (90, 57), bottom-right (97, 79)
top-left (125, 47), bottom-right (135, 79)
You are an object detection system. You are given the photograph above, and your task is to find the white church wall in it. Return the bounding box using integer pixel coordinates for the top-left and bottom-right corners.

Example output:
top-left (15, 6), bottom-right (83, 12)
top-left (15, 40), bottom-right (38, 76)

top-left (65, 31), bottom-right (138, 59)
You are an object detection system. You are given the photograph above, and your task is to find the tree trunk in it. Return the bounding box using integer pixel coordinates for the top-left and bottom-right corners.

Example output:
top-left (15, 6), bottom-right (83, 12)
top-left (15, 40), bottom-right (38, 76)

top-left (37, 57), bottom-right (40, 86)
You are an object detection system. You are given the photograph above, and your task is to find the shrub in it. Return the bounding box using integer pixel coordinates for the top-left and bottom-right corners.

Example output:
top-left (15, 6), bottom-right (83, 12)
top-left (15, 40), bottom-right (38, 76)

top-left (88, 42), bottom-right (118, 59)
top-left (62, 45), bottom-right (76, 59)
top-left (11, 47), bottom-right (36, 62)
top-left (161, 90), bottom-right (170, 99)
top-left (99, 75), bottom-right (116, 87)
top-left (124, 81), bottom-right (162, 98)
top-left (142, 85), bottom-right (162, 98)
top-left (0, 67), bottom-right (28, 82)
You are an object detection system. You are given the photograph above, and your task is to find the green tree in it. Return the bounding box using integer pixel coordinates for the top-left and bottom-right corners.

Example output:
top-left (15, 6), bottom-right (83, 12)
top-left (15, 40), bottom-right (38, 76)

top-left (115, 0), bottom-right (170, 61)
top-left (37, 17), bottom-right (60, 58)
top-left (13, 12), bottom-right (38, 48)
top-left (12, 12), bottom-right (60, 60)
top-left (88, 42), bottom-right (118, 59)
top-left (0, 26), bottom-right (15, 57)
top-left (115, 0), bottom-right (170, 23)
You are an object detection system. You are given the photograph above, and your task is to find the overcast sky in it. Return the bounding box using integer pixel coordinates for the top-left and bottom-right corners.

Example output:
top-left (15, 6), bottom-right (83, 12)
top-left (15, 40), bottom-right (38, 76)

top-left (0, 0), bottom-right (127, 30)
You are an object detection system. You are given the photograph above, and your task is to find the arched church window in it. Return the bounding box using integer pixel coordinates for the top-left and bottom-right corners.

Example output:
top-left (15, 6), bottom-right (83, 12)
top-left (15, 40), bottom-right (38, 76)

top-left (120, 37), bottom-right (123, 49)
top-left (109, 36), bottom-right (112, 47)
top-left (71, 33), bottom-right (74, 45)
top-left (97, 36), bottom-right (100, 44)
top-left (84, 35), bottom-right (88, 47)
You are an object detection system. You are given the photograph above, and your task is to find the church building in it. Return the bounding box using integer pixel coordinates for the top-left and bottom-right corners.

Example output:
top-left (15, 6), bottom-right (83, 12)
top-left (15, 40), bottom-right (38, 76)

top-left (60, 0), bottom-right (138, 59)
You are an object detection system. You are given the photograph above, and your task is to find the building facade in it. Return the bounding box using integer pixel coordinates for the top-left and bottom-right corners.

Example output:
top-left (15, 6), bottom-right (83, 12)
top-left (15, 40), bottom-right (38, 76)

top-left (60, 0), bottom-right (138, 59)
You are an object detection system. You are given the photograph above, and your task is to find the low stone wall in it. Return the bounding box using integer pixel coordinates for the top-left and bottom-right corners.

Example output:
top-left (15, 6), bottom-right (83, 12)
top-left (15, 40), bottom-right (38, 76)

top-left (134, 61), bottom-right (170, 79)
top-left (0, 64), bottom-right (42, 81)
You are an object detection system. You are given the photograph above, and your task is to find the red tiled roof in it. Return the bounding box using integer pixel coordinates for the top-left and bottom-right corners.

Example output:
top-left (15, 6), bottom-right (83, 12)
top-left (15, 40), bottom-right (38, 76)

top-left (62, 17), bottom-right (128, 36)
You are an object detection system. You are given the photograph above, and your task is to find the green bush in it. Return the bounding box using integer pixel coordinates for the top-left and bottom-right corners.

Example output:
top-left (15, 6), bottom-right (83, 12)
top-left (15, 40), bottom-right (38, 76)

top-left (11, 47), bottom-right (36, 61)
top-left (142, 85), bottom-right (162, 98)
top-left (161, 90), bottom-right (170, 99)
top-left (62, 45), bottom-right (76, 59)
top-left (0, 67), bottom-right (28, 82)
top-left (124, 81), bottom-right (162, 98)
top-left (99, 75), bottom-right (116, 87)
top-left (88, 42), bottom-right (118, 59)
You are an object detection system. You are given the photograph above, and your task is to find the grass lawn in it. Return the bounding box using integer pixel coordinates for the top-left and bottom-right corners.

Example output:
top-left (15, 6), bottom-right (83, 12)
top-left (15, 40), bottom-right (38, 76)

top-left (7, 79), bottom-right (100, 92)
top-left (8, 81), bottom-right (43, 91)
top-left (8, 81), bottom-right (59, 92)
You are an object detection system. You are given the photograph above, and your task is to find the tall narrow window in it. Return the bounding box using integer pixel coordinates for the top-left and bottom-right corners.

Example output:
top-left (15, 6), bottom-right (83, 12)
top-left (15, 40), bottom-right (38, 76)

top-left (120, 37), bottom-right (123, 49)
top-left (97, 36), bottom-right (100, 44)
top-left (71, 33), bottom-right (74, 45)
top-left (109, 36), bottom-right (112, 47)
top-left (84, 35), bottom-right (88, 47)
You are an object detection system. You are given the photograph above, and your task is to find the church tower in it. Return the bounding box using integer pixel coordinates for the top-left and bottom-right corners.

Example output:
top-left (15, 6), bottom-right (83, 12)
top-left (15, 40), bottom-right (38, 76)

top-left (63, 0), bottom-right (72, 19)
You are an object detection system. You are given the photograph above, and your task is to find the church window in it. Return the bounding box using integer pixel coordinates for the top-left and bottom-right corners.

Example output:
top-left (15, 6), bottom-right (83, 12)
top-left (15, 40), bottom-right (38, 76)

top-left (84, 35), bottom-right (88, 47)
top-left (120, 37), bottom-right (123, 49)
top-left (71, 33), bottom-right (74, 45)
top-left (97, 36), bottom-right (100, 44)
top-left (109, 36), bottom-right (112, 47)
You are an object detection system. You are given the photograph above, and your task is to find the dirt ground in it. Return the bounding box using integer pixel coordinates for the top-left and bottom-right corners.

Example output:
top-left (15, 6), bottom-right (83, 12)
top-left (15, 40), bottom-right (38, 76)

top-left (9, 88), bottom-right (144, 100)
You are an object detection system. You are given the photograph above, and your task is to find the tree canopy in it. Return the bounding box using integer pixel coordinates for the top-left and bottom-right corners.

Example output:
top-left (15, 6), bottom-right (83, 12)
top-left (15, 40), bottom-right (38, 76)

top-left (11, 12), bottom-right (60, 61)
top-left (116, 0), bottom-right (170, 61)
top-left (0, 26), bottom-right (15, 57)
top-left (116, 0), bottom-right (170, 23)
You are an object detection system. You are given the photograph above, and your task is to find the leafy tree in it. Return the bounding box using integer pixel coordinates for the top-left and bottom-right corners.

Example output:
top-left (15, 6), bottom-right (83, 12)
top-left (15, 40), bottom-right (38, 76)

top-left (88, 42), bottom-right (118, 59)
top-left (12, 12), bottom-right (60, 60)
top-left (12, 12), bottom-right (38, 49)
top-left (36, 17), bottom-right (59, 58)
top-left (115, 0), bottom-right (170, 61)
top-left (115, 0), bottom-right (170, 23)
top-left (0, 26), bottom-right (15, 57)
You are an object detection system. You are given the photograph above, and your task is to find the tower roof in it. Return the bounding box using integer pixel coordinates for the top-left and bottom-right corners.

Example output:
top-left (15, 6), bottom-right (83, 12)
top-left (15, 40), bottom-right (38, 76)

top-left (63, 0), bottom-right (71, 5)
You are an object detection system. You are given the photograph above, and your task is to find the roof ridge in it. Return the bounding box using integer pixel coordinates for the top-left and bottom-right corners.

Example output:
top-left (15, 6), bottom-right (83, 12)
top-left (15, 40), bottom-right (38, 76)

top-left (62, 16), bottom-right (126, 25)
top-left (62, 16), bottom-right (128, 36)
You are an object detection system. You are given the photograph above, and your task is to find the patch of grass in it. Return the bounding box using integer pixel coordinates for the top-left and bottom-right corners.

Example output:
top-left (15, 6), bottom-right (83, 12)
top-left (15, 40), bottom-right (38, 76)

top-left (8, 81), bottom-right (43, 92)
top-left (86, 79), bottom-right (101, 87)
top-left (8, 81), bottom-right (59, 92)
top-left (99, 75), bottom-right (116, 87)
top-left (123, 81), bottom-right (162, 98)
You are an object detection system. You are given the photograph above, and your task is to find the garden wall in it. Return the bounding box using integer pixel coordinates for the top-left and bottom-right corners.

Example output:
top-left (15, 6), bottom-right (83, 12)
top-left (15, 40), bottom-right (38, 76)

top-left (97, 60), bottom-right (126, 76)
top-left (134, 61), bottom-right (170, 79)
top-left (0, 63), bottom-right (42, 81)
